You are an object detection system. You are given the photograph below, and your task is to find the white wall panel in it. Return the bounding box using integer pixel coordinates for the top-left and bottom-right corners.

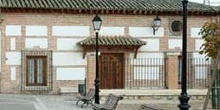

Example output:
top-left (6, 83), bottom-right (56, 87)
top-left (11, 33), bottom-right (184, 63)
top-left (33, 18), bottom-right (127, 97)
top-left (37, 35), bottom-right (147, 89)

top-left (129, 27), bottom-right (164, 37)
top-left (6, 25), bottom-right (21, 36)
top-left (53, 52), bottom-right (86, 66)
top-left (10, 38), bottom-right (16, 50)
top-left (57, 38), bottom-right (82, 50)
top-left (131, 53), bottom-right (164, 58)
top-left (195, 39), bottom-right (204, 51)
top-left (193, 53), bottom-right (206, 58)
top-left (130, 53), bottom-right (164, 65)
top-left (25, 38), bottom-right (48, 48)
top-left (191, 27), bottom-right (201, 38)
top-left (193, 53), bottom-right (211, 64)
top-left (26, 25), bottom-right (47, 36)
top-left (56, 68), bottom-right (85, 80)
top-left (99, 27), bottom-right (124, 35)
top-left (193, 52), bottom-right (210, 79)
top-left (10, 67), bottom-right (16, 80)
top-left (195, 67), bottom-right (207, 79)
top-left (134, 67), bottom-right (159, 79)
top-left (6, 52), bottom-right (21, 65)
top-left (139, 39), bottom-right (159, 51)
top-left (168, 39), bottom-right (182, 49)
top-left (52, 26), bottom-right (89, 37)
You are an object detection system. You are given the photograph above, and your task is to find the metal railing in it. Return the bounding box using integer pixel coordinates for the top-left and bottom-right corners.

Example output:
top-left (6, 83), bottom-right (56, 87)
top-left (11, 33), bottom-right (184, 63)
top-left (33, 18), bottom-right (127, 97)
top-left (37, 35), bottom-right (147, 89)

top-left (125, 58), bottom-right (166, 89)
top-left (178, 56), bottom-right (211, 89)
top-left (125, 56), bottom-right (211, 89)
top-left (21, 50), bottom-right (53, 93)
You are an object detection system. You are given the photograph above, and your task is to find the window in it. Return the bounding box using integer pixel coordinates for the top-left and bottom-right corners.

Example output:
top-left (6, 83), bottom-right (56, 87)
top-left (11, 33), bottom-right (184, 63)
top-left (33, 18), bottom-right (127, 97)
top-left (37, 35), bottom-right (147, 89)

top-left (21, 50), bottom-right (52, 92)
top-left (170, 20), bottom-right (182, 36)
top-left (26, 56), bottom-right (47, 86)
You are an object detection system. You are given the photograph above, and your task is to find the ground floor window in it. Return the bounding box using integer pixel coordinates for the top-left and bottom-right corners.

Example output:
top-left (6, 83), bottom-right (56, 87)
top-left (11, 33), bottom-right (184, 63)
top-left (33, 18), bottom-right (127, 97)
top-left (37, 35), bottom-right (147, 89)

top-left (21, 50), bottom-right (52, 92)
top-left (26, 56), bottom-right (47, 86)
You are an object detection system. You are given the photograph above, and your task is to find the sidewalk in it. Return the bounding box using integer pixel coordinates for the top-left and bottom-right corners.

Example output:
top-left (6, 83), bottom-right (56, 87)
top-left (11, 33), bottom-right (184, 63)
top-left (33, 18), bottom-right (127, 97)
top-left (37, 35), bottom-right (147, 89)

top-left (0, 94), bottom-right (92, 110)
top-left (0, 89), bottom-right (214, 110)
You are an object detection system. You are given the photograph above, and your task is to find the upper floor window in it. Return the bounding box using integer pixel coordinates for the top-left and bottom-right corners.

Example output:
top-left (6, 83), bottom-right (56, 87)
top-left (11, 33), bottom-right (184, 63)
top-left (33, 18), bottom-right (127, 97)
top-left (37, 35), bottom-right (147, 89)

top-left (170, 20), bottom-right (182, 36)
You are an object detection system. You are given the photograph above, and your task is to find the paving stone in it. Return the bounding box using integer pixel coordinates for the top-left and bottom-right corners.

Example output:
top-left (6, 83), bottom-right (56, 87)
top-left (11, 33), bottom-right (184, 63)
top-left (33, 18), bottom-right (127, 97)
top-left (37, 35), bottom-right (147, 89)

top-left (0, 90), bottom-right (215, 110)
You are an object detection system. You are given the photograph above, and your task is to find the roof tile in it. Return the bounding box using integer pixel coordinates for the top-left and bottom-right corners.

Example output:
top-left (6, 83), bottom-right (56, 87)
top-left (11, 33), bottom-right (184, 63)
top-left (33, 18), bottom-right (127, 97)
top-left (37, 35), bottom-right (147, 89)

top-left (0, 0), bottom-right (217, 13)
top-left (77, 35), bottom-right (146, 46)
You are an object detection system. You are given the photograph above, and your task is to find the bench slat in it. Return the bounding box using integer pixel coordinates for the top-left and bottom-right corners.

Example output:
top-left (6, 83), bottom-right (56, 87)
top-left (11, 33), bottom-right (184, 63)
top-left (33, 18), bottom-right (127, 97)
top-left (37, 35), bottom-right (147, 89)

top-left (90, 93), bottom-right (123, 110)
top-left (76, 88), bottom-right (95, 108)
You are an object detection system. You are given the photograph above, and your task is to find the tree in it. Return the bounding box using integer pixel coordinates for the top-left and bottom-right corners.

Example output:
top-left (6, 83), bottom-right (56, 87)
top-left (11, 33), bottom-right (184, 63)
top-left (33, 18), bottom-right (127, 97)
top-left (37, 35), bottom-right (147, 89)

top-left (199, 19), bottom-right (220, 59)
top-left (199, 18), bottom-right (220, 110)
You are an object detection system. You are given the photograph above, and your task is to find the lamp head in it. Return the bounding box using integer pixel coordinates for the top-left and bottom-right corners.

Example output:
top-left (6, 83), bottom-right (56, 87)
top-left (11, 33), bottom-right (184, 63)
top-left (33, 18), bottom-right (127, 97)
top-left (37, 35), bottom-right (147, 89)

top-left (92, 14), bottom-right (102, 31)
top-left (152, 16), bottom-right (161, 30)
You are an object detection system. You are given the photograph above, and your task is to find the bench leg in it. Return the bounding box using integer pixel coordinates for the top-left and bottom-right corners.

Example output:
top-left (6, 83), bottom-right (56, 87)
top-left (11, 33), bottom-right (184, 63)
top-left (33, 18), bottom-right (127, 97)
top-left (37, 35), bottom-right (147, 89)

top-left (81, 102), bottom-right (86, 108)
top-left (76, 100), bottom-right (80, 105)
top-left (81, 101), bottom-right (89, 108)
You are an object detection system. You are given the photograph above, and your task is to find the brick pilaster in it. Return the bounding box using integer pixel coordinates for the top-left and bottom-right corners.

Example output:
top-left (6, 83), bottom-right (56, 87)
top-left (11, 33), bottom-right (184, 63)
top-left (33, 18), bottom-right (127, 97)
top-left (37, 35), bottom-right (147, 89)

top-left (86, 55), bottom-right (96, 90)
top-left (166, 52), bottom-right (180, 89)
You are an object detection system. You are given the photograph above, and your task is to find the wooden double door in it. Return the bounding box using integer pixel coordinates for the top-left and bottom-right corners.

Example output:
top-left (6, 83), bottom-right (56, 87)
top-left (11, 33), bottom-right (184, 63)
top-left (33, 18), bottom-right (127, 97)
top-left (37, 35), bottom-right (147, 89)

top-left (99, 53), bottom-right (124, 89)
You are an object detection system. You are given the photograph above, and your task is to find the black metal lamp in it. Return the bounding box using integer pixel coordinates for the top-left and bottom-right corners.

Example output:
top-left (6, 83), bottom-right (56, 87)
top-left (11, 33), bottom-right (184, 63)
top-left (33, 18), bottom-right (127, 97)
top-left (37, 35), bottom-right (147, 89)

top-left (92, 14), bottom-right (102, 104)
top-left (92, 14), bottom-right (102, 31)
top-left (152, 16), bottom-right (161, 35)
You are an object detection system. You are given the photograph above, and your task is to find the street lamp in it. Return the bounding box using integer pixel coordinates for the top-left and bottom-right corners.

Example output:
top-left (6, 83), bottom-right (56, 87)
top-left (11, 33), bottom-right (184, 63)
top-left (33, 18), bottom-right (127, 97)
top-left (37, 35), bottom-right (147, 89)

top-left (152, 15), bottom-right (161, 35)
top-left (178, 0), bottom-right (190, 110)
top-left (92, 14), bottom-right (102, 104)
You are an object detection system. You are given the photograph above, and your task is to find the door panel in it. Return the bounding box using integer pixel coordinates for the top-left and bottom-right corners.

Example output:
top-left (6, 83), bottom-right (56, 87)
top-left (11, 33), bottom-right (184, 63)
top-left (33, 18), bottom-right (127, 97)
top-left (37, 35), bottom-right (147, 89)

top-left (99, 53), bottom-right (124, 89)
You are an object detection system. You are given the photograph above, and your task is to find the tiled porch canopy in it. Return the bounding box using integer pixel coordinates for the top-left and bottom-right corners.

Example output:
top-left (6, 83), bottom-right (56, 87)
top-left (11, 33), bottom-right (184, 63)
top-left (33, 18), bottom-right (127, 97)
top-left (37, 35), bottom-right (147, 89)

top-left (77, 35), bottom-right (146, 58)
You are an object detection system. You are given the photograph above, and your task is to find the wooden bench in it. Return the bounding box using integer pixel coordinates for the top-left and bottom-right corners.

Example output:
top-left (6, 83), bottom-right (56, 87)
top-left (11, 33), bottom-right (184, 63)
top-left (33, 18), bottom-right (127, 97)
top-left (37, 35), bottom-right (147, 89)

top-left (75, 88), bottom-right (95, 108)
top-left (139, 104), bottom-right (163, 110)
top-left (89, 93), bottom-right (123, 110)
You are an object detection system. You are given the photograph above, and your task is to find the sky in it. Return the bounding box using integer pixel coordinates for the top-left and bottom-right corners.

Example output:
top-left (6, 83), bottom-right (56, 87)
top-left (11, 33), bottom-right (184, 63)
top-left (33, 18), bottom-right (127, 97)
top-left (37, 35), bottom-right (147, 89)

top-left (189, 0), bottom-right (220, 6)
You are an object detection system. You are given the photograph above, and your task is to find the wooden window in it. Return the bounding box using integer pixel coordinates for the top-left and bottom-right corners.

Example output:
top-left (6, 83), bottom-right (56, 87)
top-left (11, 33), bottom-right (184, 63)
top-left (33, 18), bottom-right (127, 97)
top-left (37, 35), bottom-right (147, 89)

top-left (26, 56), bottom-right (47, 86)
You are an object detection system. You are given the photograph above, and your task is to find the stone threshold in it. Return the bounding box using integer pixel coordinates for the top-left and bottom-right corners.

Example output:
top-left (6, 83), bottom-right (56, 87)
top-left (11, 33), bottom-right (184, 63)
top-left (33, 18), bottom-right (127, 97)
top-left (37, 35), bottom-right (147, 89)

top-left (99, 89), bottom-right (208, 96)
top-left (99, 89), bottom-right (208, 100)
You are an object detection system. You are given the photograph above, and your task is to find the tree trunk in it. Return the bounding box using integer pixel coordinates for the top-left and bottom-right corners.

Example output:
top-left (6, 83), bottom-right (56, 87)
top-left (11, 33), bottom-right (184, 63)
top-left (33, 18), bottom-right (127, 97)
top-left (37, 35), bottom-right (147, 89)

top-left (203, 52), bottom-right (220, 110)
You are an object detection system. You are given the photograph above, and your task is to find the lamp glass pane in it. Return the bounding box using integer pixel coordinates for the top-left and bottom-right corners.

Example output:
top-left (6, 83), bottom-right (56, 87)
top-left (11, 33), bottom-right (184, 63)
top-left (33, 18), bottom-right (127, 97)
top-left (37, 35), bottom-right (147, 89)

top-left (154, 20), bottom-right (161, 27)
top-left (93, 21), bottom-right (101, 31)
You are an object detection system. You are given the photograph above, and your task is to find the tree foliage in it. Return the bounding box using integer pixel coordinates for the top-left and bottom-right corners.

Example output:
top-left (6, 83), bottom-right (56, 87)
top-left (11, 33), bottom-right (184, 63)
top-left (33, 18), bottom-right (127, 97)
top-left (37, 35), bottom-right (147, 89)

top-left (199, 20), bottom-right (220, 59)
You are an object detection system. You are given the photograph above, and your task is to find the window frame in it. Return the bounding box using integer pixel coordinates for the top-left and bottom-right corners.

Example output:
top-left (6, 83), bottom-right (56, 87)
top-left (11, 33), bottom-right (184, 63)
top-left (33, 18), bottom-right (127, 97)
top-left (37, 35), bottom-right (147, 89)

top-left (169, 19), bottom-right (182, 36)
top-left (26, 56), bottom-right (47, 86)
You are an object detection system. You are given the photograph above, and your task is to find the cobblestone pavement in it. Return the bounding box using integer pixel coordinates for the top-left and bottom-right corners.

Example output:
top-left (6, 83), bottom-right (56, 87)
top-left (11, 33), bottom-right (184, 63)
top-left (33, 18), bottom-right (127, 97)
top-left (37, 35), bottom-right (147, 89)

top-left (0, 94), bottom-right (213, 110)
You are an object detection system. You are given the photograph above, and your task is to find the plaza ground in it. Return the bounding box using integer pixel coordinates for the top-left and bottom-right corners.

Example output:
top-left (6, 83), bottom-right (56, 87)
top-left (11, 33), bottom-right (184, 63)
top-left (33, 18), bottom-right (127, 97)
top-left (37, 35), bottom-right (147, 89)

top-left (0, 89), bottom-right (215, 110)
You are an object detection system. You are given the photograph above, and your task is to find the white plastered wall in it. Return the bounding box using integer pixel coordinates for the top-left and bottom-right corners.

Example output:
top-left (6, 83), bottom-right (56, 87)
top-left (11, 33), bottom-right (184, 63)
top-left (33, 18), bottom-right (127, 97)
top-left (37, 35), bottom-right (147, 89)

top-left (99, 27), bottom-right (124, 35)
top-left (129, 27), bottom-right (164, 37)
top-left (53, 26), bottom-right (89, 80)
top-left (168, 39), bottom-right (182, 49)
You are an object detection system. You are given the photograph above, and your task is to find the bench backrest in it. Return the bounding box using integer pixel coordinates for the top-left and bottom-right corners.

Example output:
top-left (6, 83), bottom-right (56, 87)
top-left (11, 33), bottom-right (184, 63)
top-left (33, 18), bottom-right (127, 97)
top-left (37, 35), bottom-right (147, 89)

top-left (103, 93), bottom-right (123, 110)
top-left (86, 88), bottom-right (95, 99)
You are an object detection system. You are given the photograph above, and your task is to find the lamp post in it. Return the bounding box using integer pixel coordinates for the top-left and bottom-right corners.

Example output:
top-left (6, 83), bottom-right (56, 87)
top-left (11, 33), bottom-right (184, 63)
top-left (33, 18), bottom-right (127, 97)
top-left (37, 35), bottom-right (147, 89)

top-left (92, 14), bottom-right (102, 104)
top-left (178, 0), bottom-right (190, 110)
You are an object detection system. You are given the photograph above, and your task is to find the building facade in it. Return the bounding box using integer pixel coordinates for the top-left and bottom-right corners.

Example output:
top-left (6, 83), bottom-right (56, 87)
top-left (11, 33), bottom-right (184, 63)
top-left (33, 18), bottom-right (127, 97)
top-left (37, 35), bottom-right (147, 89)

top-left (0, 0), bottom-right (219, 94)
